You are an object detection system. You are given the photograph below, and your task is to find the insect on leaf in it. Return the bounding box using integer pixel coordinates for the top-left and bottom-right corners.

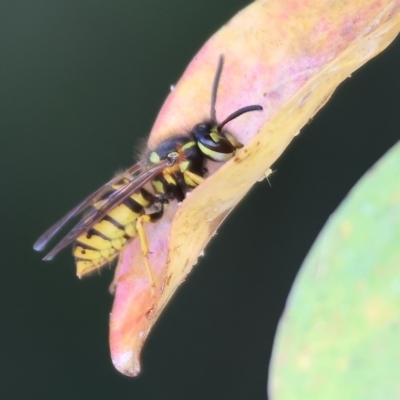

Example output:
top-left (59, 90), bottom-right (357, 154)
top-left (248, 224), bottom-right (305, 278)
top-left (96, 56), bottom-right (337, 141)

top-left (109, 0), bottom-right (400, 376)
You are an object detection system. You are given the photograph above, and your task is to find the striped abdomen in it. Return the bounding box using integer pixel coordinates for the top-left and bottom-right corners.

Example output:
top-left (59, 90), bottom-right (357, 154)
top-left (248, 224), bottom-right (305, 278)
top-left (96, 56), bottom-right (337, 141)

top-left (73, 185), bottom-right (156, 277)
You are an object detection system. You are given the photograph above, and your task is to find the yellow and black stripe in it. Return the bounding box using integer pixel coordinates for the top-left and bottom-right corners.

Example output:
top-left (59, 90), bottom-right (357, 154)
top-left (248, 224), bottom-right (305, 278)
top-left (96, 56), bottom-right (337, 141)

top-left (74, 187), bottom-right (162, 276)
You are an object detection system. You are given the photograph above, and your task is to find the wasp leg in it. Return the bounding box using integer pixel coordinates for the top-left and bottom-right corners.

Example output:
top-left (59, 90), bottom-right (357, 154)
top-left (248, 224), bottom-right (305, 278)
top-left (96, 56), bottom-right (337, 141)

top-left (136, 204), bottom-right (165, 302)
top-left (183, 170), bottom-right (204, 186)
top-left (136, 214), bottom-right (155, 300)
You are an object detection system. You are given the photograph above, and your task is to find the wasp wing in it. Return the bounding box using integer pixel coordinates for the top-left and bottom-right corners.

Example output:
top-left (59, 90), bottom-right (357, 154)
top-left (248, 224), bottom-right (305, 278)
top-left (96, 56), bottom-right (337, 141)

top-left (34, 161), bottom-right (168, 260)
top-left (33, 163), bottom-right (144, 252)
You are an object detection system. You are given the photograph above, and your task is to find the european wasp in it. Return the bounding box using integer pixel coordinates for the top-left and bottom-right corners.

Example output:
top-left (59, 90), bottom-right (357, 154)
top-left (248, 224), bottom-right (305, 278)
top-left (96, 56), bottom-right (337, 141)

top-left (34, 56), bottom-right (263, 289)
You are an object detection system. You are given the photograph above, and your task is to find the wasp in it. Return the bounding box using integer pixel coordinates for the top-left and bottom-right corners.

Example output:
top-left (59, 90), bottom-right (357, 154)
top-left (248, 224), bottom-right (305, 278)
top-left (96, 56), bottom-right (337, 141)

top-left (34, 56), bottom-right (263, 290)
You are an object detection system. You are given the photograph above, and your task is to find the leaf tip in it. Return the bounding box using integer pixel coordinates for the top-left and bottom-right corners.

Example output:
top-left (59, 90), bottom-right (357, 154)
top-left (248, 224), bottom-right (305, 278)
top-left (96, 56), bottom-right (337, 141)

top-left (111, 349), bottom-right (141, 377)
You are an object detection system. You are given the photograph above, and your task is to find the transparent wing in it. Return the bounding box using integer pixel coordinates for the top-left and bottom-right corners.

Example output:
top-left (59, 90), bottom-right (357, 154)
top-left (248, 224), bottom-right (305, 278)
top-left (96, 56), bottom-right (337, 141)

top-left (34, 160), bottom-right (169, 260)
top-left (33, 163), bottom-right (144, 252)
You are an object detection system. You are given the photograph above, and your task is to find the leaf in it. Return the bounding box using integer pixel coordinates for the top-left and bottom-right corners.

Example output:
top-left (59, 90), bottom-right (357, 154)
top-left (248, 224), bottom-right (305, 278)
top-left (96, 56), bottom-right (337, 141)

top-left (269, 142), bottom-right (400, 399)
top-left (110, 0), bottom-right (400, 376)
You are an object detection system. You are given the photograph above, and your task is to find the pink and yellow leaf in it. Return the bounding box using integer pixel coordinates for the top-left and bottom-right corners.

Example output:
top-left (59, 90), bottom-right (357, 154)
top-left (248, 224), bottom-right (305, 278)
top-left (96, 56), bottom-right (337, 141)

top-left (109, 0), bottom-right (400, 376)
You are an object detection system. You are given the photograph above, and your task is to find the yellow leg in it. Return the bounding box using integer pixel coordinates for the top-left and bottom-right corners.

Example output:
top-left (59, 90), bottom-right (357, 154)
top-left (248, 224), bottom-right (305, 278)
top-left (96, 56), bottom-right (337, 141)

top-left (136, 215), bottom-right (156, 302)
top-left (184, 170), bottom-right (204, 186)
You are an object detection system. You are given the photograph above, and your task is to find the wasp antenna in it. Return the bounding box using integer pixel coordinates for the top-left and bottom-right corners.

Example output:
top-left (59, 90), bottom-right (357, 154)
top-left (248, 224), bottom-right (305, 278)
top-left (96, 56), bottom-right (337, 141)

top-left (210, 55), bottom-right (224, 122)
top-left (217, 105), bottom-right (263, 131)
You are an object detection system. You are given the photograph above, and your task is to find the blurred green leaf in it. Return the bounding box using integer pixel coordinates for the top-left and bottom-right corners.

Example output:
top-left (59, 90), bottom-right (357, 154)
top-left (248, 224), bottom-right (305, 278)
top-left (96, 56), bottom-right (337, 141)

top-left (270, 142), bottom-right (400, 399)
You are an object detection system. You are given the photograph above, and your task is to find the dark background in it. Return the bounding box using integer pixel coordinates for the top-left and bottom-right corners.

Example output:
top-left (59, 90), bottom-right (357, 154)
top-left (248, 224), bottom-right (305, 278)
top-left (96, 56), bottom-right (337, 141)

top-left (1, 1), bottom-right (399, 399)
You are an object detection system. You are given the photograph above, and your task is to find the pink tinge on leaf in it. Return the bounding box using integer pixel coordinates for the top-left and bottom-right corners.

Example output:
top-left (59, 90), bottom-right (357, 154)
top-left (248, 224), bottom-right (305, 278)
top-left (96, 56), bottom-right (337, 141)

top-left (110, 0), bottom-right (400, 376)
top-left (109, 210), bottom-right (174, 376)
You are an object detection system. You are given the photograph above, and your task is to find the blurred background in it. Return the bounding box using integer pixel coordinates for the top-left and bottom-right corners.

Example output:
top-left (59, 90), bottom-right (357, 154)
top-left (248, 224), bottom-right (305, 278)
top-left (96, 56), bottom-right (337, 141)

top-left (1, 1), bottom-right (399, 399)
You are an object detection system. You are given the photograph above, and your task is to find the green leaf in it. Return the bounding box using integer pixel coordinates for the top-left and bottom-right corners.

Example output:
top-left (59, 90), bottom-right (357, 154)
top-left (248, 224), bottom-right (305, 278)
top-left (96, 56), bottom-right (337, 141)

top-left (270, 142), bottom-right (400, 399)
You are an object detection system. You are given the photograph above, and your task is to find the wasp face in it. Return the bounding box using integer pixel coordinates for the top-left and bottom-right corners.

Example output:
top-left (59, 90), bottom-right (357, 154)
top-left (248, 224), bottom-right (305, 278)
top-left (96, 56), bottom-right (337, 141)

top-left (191, 121), bottom-right (239, 162)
